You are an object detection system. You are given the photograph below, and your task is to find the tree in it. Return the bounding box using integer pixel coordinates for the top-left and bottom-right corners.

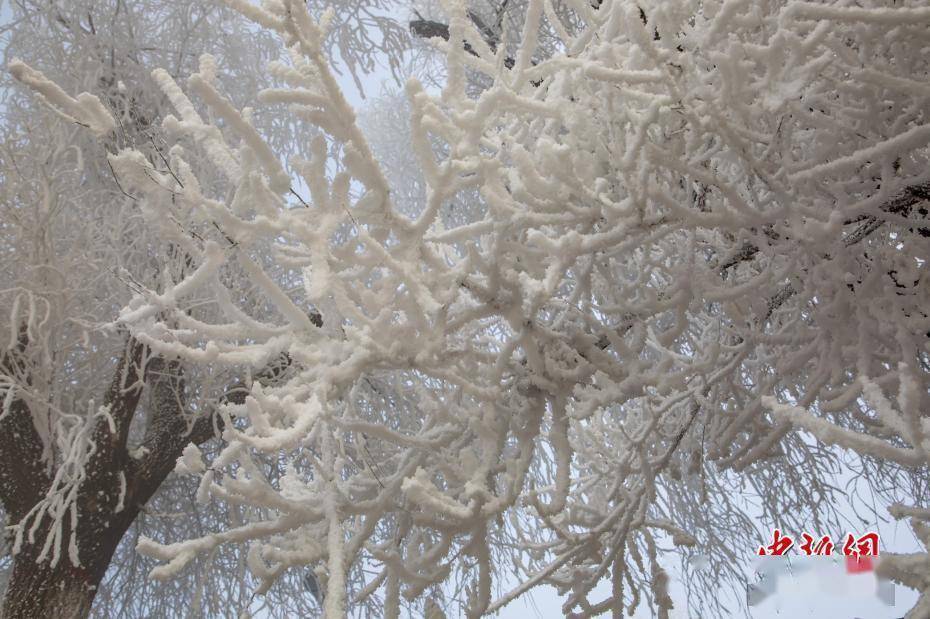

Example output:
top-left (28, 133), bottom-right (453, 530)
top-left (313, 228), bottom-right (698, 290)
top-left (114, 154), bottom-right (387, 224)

top-left (0, 0), bottom-right (406, 616)
top-left (5, 0), bottom-right (930, 617)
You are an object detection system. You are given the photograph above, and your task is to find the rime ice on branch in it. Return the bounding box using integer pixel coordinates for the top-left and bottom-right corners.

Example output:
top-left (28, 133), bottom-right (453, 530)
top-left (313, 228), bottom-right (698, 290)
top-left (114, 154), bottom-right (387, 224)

top-left (9, 0), bottom-right (930, 617)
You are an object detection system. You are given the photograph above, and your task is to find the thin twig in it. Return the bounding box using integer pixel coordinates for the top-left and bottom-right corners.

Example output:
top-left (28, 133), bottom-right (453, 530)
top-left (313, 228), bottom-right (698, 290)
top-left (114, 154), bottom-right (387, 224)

top-left (107, 159), bottom-right (138, 201)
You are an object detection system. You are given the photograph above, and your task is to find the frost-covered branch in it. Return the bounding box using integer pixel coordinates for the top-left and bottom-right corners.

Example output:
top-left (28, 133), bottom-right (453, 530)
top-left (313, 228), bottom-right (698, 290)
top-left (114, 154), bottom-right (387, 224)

top-left (7, 0), bottom-right (930, 616)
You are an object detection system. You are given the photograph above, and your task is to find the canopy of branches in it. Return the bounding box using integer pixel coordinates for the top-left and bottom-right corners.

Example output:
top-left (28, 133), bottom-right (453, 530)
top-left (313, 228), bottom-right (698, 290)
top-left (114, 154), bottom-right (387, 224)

top-left (2, 0), bottom-right (929, 617)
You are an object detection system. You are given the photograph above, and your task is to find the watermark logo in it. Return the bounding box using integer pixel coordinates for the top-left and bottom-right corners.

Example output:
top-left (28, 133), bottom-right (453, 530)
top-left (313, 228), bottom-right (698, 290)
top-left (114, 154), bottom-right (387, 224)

top-left (757, 530), bottom-right (879, 573)
top-left (749, 531), bottom-right (892, 608)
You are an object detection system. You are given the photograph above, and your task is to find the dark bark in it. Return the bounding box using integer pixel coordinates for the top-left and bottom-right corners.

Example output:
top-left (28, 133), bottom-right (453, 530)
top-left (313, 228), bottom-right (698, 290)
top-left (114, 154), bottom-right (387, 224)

top-left (0, 317), bottom-right (301, 618)
top-left (410, 16), bottom-right (516, 69)
top-left (409, 18), bottom-right (450, 42)
top-left (2, 506), bottom-right (138, 619)
top-left (0, 336), bottom-right (223, 618)
top-left (0, 335), bottom-right (148, 618)
top-left (0, 326), bottom-right (51, 525)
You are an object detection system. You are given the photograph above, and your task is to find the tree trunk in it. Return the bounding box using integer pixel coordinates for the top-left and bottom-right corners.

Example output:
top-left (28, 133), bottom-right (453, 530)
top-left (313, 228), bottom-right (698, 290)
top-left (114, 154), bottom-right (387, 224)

top-left (1, 336), bottom-right (151, 618)
top-left (0, 337), bottom-right (245, 618)
top-left (4, 550), bottom-right (100, 619)
top-left (2, 507), bottom-right (138, 619)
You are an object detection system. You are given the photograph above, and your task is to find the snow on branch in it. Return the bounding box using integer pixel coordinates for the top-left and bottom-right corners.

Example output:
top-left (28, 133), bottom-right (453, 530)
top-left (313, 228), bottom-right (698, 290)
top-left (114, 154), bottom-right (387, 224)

top-left (9, 60), bottom-right (115, 136)
top-left (12, 0), bottom-right (930, 615)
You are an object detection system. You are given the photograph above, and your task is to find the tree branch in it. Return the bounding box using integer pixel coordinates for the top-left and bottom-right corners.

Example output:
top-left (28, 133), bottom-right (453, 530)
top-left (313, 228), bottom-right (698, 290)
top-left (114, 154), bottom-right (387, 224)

top-left (721, 182), bottom-right (930, 323)
top-left (410, 16), bottom-right (516, 69)
top-left (92, 336), bottom-right (146, 461)
top-left (720, 182), bottom-right (930, 276)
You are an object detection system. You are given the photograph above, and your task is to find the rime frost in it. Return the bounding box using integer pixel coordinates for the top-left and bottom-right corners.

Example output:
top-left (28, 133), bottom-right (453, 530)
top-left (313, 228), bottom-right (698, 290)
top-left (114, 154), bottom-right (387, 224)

top-left (7, 0), bottom-right (930, 616)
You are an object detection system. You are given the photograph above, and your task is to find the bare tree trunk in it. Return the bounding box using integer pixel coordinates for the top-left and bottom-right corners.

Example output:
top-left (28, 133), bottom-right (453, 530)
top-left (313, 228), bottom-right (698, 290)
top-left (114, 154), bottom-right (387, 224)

top-left (0, 331), bottom-right (261, 617)
top-left (2, 508), bottom-right (137, 619)
top-left (3, 557), bottom-right (98, 619)
top-left (0, 337), bottom-right (187, 618)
